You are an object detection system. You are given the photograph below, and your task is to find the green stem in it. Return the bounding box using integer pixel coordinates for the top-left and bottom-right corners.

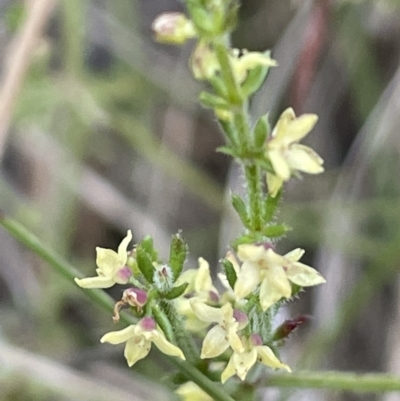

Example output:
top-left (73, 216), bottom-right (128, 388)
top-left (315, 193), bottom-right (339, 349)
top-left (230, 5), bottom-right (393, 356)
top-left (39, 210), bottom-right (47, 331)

top-left (245, 163), bottom-right (263, 232)
top-left (266, 371), bottom-right (400, 393)
top-left (160, 300), bottom-right (200, 365)
top-left (0, 214), bottom-right (235, 401)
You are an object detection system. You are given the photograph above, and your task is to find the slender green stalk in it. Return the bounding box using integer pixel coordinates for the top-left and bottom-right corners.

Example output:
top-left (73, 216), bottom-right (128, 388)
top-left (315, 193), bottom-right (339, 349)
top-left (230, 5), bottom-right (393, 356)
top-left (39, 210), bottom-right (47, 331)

top-left (0, 214), bottom-right (235, 401)
top-left (266, 371), bottom-right (400, 393)
top-left (244, 163), bottom-right (263, 232)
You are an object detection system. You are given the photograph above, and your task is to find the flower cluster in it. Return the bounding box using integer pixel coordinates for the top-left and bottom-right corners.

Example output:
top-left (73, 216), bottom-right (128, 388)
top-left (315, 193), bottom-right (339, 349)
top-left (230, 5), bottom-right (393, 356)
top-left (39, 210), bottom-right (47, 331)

top-left (75, 234), bottom-right (324, 384)
top-left (75, 1), bottom-right (327, 400)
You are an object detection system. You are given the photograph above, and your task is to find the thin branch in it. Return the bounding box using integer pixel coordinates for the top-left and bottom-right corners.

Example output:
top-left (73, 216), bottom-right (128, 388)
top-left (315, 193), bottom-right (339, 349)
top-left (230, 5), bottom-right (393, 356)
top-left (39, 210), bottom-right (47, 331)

top-left (0, 0), bottom-right (56, 159)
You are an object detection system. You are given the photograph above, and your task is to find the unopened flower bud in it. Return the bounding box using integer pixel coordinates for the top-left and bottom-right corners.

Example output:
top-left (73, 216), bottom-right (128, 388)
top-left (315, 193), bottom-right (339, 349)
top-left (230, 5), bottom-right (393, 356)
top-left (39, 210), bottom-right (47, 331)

top-left (122, 287), bottom-right (148, 309)
top-left (115, 266), bottom-right (132, 284)
top-left (190, 42), bottom-right (219, 80)
top-left (152, 12), bottom-right (196, 44)
top-left (140, 316), bottom-right (157, 331)
top-left (272, 315), bottom-right (310, 341)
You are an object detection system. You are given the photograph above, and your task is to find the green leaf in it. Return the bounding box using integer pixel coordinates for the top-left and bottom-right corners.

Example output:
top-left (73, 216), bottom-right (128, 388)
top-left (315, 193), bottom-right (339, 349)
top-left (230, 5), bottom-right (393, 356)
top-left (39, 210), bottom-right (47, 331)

top-left (136, 246), bottom-right (155, 283)
top-left (199, 91), bottom-right (231, 110)
top-left (140, 235), bottom-right (158, 262)
top-left (253, 114), bottom-right (270, 148)
top-left (231, 234), bottom-right (257, 250)
top-left (216, 146), bottom-right (238, 158)
top-left (241, 64), bottom-right (270, 97)
top-left (262, 224), bottom-right (290, 238)
top-left (217, 118), bottom-right (238, 148)
top-left (222, 259), bottom-right (237, 289)
top-left (264, 189), bottom-right (282, 222)
top-left (169, 233), bottom-right (188, 281)
top-left (161, 282), bottom-right (189, 300)
top-left (231, 194), bottom-right (250, 228)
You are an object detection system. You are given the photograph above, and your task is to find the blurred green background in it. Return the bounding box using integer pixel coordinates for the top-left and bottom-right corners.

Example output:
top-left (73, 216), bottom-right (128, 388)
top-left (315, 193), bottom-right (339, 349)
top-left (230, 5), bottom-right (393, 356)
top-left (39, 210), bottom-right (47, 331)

top-left (1, 0), bottom-right (400, 400)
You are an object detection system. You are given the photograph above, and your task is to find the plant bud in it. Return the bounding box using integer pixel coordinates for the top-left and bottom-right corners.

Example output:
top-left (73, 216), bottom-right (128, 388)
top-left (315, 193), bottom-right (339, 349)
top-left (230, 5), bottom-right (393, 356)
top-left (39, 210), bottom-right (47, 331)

top-left (152, 12), bottom-right (196, 44)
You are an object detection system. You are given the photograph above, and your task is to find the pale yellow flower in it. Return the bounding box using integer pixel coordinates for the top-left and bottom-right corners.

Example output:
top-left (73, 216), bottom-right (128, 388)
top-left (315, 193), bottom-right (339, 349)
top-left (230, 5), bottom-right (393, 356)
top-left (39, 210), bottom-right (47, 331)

top-left (74, 230), bottom-right (133, 289)
top-left (221, 335), bottom-right (291, 383)
top-left (190, 301), bottom-right (247, 358)
top-left (176, 382), bottom-right (214, 401)
top-left (100, 317), bottom-right (185, 367)
top-left (175, 258), bottom-right (220, 331)
top-left (266, 108), bottom-right (324, 197)
top-left (234, 244), bottom-right (325, 311)
top-left (231, 50), bottom-right (278, 83)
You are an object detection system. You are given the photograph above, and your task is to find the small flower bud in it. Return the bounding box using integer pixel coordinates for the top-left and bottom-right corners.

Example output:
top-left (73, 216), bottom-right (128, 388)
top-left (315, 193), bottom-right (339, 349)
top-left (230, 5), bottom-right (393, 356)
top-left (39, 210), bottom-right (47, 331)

top-left (152, 12), bottom-right (196, 44)
top-left (123, 288), bottom-right (148, 308)
top-left (140, 316), bottom-right (157, 331)
top-left (115, 266), bottom-right (132, 284)
top-left (250, 333), bottom-right (263, 347)
top-left (272, 315), bottom-right (310, 341)
top-left (190, 42), bottom-right (219, 80)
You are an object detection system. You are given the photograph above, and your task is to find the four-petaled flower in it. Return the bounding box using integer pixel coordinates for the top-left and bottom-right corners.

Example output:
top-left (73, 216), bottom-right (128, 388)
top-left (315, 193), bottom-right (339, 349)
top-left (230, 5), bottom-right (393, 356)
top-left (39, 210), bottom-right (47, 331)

top-left (74, 230), bottom-right (133, 289)
top-left (266, 108), bottom-right (324, 197)
top-left (234, 244), bottom-right (325, 311)
top-left (190, 301), bottom-right (248, 358)
top-left (100, 317), bottom-right (185, 367)
top-left (175, 258), bottom-right (220, 331)
top-left (221, 334), bottom-right (291, 383)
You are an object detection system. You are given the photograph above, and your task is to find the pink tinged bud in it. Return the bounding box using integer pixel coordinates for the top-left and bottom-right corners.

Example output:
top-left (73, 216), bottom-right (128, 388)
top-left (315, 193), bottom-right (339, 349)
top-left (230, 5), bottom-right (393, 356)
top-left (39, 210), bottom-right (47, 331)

top-left (123, 288), bottom-right (148, 307)
top-left (233, 309), bottom-right (248, 324)
top-left (140, 317), bottom-right (157, 331)
top-left (116, 266), bottom-right (132, 283)
top-left (209, 291), bottom-right (219, 303)
top-left (250, 334), bottom-right (263, 347)
top-left (151, 12), bottom-right (195, 44)
top-left (272, 315), bottom-right (310, 341)
top-left (262, 242), bottom-right (275, 251)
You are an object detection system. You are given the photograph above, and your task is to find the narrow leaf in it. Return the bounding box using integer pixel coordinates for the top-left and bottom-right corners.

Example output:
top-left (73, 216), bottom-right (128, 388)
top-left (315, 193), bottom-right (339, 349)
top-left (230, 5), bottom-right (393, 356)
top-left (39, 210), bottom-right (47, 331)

top-left (199, 91), bottom-right (231, 110)
top-left (241, 64), bottom-right (270, 97)
top-left (262, 224), bottom-right (290, 238)
top-left (161, 283), bottom-right (189, 300)
top-left (253, 114), bottom-right (270, 148)
top-left (231, 194), bottom-right (250, 228)
top-left (140, 235), bottom-right (158, 262)
top-left (169, 233), bottom-right (188, 281)
top-left (136, 246), bottom-right (155, 283)
top-left (264, 189), bottom-right (282, 222)
top-left (222, 259), bottom-right (237, 289)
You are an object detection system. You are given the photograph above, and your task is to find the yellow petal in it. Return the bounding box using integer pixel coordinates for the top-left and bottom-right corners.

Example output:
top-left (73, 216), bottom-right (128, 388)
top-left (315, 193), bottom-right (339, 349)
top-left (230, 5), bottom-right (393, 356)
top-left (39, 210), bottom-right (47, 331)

top-left (124, 337), bottom-right (151, 367)
top-left (221, 355), bottom-right (236, 384)
top-left (285, 114), bottom-right (318, 143)
top-left (256, 345), bottom-right (291, 372)
top-left (100, 325), bottom-right (137, 344)
top-left (286, 262), bottom-right (326, 287)
top-left (259, 268), bottom-right (291, 311)
top-left (190, 300), bottom-right (222, 323)
top-left (117, 230), bottom-right (132, 265)
top-left (234, 261), bottom-right (260, 299)
top-left (74, 276), bottom-right (115, 289)
top-left (271, 108), bottom-right (295, 141)
top-left (194, 258), bottom-right (214, 294)
top-left (231, 349), bottom-right (258, 380)
top-left (201, 325), bottom-right (230, 358)
top-left (283, 248), bottom-right (305, 262)
top-left (96, 248), bottom-right (121, 275)
top-left (287, 144), bottom-right (324, 174)
top-left (237, 244), bottom-right (265, 262)
top-left (266, 173), bottom-right (283, 197)
top-left (268, 150), bottom-right (291, 180)
top-left (150, 330), bottom-right (186, 360)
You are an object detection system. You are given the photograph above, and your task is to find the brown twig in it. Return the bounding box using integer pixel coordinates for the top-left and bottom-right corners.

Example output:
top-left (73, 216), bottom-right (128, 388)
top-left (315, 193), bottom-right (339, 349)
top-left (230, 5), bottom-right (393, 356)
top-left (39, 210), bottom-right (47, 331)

top-left (0, 0), bottom-right (56, 160)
